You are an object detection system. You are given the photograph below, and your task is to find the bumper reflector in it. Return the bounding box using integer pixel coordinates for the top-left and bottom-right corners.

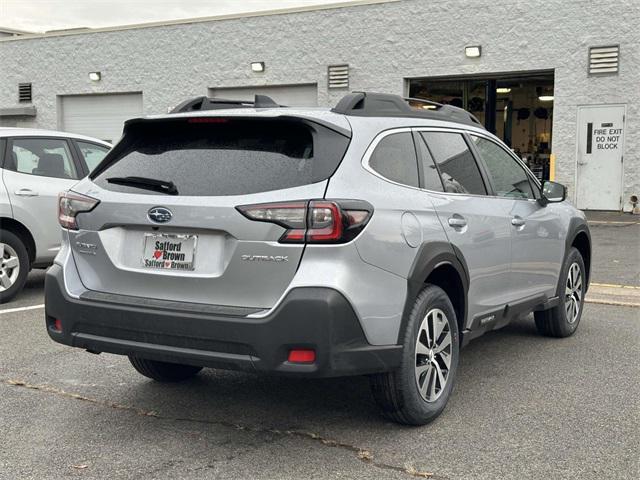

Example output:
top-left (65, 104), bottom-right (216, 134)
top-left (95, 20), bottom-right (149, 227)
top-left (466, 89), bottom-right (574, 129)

top-left (288, 349), bottom-right (316, 363)
top-left (52, 319), bottom-right (62, 332)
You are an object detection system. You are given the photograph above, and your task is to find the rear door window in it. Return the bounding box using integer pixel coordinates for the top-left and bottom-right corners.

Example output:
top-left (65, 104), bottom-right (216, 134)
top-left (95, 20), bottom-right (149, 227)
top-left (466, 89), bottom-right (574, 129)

top-left (9, 138), bottom-right (79, 179)
top-left (420, 132), bottom-right (487, 195)
top-left (92, 118), bottom-right (349, 196)
top-left (368, 132), bottom-right (419, 188)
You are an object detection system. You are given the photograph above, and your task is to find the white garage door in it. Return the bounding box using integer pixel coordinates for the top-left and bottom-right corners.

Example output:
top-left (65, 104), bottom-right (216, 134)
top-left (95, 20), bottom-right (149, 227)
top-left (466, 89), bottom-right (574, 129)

top-left (209, 84), bottom-right (317, 107)
top-left (60, 93), bottom-right (143, 144)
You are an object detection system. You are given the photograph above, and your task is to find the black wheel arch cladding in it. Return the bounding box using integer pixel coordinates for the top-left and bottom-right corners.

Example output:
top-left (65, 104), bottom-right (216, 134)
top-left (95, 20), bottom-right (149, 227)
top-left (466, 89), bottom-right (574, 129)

top-left (398, 241), bottom-right (469, 344)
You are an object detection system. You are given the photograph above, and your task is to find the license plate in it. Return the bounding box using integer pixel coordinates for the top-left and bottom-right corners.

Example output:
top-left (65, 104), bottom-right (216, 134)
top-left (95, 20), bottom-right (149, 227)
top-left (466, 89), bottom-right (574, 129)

top-left (142, 234), bottom-right (197, 271)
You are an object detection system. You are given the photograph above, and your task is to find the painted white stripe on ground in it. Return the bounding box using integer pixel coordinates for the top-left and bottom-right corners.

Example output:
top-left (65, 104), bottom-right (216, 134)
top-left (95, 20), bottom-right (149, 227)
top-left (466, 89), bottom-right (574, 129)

top-left (587, 220), bottom-right (639, 225)
top-left (0, 304), bottom-right (45, 315)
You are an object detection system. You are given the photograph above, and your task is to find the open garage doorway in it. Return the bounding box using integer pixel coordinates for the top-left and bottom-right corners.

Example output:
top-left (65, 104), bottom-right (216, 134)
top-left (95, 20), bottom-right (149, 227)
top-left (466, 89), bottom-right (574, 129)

top-left (407, 71), bottom-right (554, 181)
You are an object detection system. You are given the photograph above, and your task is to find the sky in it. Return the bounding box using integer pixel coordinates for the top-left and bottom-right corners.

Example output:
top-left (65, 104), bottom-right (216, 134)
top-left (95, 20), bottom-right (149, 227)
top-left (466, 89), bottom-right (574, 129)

top-left (0, 0), bottom-right (359, 33)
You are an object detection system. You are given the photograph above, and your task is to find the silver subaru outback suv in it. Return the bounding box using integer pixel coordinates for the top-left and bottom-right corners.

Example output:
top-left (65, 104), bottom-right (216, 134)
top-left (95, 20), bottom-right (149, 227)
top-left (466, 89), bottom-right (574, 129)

top-left (45, 93), bottom-right (591, 425)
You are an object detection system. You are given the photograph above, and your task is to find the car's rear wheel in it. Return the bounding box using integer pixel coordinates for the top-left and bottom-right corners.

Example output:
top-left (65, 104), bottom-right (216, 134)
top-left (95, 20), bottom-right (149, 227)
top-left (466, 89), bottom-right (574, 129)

top-left (0, 231), bottom-right (30, 304)
top-left (128, 356), bottom-right (203, 382)
top-left (369, 284), bottom-right (459, 425)
top-left (535, 247), bottom-right (586, 337)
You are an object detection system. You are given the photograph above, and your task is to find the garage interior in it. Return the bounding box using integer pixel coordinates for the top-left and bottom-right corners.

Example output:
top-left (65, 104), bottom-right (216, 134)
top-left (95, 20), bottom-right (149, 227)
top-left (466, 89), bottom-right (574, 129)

top-left (408, 71), bottom-right (554, 181)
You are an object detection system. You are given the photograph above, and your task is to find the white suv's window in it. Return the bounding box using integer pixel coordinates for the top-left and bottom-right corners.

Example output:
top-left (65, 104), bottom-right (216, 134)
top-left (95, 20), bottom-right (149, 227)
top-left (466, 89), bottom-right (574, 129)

top-left (76, 141), bottom-right (109, 172)
top-left (9, 138), bottom-right (78, 179)
top-left (471, 135), bottom-right (536, 200)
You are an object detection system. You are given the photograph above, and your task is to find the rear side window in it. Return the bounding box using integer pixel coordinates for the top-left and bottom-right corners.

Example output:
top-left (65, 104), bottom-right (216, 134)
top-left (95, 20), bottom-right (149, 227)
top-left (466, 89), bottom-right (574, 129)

top-left (368, 132), bottom-right (419, 188)
top-left (420, 132), bottom-right (486, 195)
top-left (76, 141), bottom-right (110, 173)
top-left (8, 138), bottom-right (79, 180)
top-left (92, 118), bottom-right (349, 196)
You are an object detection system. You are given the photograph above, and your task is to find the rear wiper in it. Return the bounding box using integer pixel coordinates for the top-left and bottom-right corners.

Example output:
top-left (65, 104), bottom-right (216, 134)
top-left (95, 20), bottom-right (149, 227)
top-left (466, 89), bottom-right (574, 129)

top-left (106, 176), bottom-right (178, 195)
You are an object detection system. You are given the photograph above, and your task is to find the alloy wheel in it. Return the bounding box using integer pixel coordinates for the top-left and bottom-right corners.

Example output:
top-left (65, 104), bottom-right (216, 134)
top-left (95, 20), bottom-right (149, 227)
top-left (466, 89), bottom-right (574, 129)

top-left (0, 243), bottom-right (20, 293)
top-left (415, 308), bottom-right (452, 402)
top-left (565, 262), bottom-right (583, 324)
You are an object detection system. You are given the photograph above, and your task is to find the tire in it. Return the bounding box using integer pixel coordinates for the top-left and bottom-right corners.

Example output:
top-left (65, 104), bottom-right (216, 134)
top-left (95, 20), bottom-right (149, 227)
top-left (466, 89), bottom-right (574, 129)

top-left (369, 284), bottom-right (460, 425)
top-left (0, 230), bottom-right (30, 304)
top-left (534, 247), bottom-right (586, 338)
top-left (128, 356), bottom-right (203, 382)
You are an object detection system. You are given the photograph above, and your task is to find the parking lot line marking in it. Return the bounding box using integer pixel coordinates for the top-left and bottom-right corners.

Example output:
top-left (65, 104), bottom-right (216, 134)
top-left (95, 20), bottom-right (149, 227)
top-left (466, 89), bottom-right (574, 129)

top-left (0, 304), bottom-right (45, 315)
top-left (591, 282), bottom-right (640, 290)
top-left (585, 298), bottom-right (640, 307)
top-left (587, 220), bottom-right (640, 225)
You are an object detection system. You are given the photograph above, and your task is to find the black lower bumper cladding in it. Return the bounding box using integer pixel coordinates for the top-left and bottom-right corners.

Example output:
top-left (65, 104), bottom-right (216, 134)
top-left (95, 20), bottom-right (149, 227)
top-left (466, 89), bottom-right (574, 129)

top-left (45, 265), bottom-right (401, 378)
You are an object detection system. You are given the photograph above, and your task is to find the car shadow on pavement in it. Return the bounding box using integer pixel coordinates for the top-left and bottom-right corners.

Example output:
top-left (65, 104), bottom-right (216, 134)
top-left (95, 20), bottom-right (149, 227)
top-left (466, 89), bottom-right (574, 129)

top-left (24, 269), bottom-right (46, 291)
top-left (115, 315), bottom-right (546, 431)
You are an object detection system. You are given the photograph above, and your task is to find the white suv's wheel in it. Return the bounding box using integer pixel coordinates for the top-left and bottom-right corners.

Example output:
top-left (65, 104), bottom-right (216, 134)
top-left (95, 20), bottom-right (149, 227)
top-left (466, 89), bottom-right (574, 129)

top-left (370, 284), bottom-right (460, 425)
top-left (0, 231), bottom-right (29, 304)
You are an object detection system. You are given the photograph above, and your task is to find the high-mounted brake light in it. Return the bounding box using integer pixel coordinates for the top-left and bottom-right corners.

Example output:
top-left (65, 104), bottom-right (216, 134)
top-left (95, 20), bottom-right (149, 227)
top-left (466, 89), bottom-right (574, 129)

top-left (236, 200), bottom-right (372, 244)
top-left (58, 191), bottom-right (100, 230)
top-left (187, 117), bottom-right (229, 124)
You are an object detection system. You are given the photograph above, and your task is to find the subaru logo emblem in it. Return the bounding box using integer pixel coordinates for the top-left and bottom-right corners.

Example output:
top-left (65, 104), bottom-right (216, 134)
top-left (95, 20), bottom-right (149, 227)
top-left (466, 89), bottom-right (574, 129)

top-left (148, 207), bottom-right (173, 224)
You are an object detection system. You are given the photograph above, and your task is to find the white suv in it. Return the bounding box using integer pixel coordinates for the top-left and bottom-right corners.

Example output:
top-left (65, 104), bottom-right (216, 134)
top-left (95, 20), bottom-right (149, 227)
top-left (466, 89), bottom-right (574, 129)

top-left (0, 128), bottom-right (110, 302)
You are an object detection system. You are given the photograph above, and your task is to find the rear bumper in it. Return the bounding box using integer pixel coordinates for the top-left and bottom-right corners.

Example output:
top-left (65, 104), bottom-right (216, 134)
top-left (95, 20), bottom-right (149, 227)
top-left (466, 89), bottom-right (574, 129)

top-left (45, 264), bottom-right (402, 377)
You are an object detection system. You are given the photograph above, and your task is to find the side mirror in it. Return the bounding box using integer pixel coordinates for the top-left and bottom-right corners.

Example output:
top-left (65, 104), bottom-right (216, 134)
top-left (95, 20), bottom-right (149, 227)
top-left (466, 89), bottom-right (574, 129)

top-left (538, 180), bottom-right (566, 206)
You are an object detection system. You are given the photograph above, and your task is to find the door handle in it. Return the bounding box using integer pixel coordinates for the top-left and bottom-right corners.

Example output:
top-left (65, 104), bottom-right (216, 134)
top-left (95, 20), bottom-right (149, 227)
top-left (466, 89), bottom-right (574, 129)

top-left (448, 216), bottom-right (467, 228)
top-left (14, 189), bottom-right (39, 197)
top-left (577, 161), bottom-right (587, 166)
top-left (511, 217), bottom-right (526, 227)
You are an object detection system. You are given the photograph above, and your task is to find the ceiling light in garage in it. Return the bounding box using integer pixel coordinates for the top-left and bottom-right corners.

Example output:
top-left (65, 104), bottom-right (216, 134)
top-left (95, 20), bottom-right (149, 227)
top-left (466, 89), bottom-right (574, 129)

top-left (496, 87), bottom-right (511, 94)
top-left (88, 72), bottom-right (101, 82)
top-left (465, 46), bottom-right (481, 58)
top-left (538, 95), bottom-right (554, 101)
top-left (251, 62), bottom-right (265, 73)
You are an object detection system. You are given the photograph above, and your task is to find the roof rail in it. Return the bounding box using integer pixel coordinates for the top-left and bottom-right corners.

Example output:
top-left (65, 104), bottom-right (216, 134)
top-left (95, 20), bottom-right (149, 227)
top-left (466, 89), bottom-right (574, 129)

top-left (331, 92), bottom-right (484, 128)
top-left (169, 94), bottom-right (282, 113)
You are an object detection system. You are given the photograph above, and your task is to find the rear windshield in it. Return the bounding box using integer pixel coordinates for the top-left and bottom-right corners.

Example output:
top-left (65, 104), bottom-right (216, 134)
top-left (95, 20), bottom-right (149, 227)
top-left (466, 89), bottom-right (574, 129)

top-left (91, 118), bottom-right (349, 196)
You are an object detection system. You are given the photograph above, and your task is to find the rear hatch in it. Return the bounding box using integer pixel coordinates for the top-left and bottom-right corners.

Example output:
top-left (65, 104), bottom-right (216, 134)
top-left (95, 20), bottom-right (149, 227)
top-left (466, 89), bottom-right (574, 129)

top-left (68, 114), bottom-right (350, 309)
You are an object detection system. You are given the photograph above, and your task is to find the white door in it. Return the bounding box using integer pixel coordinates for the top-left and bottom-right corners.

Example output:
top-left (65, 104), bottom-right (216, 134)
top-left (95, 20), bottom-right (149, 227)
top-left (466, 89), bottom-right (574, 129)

top-left (209, 84), bottom-right (318, 106)
top-left (576, 105), bottom-right (625, 210)
top-left (60, 93), bottom-right (143, 144)
top-left (2, 137), bottom-right (81, 263)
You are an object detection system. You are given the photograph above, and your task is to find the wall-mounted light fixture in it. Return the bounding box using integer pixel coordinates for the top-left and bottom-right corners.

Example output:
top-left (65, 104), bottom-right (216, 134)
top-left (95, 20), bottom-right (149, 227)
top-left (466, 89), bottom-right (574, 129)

top-left (465, 45), bottom-right (481, 58)
top-left (88, 71), bottom-right (101, 82)
top-left (496, 87), bottom-right (511, 94)
top-left (251, 62), bottom-right (265, 73)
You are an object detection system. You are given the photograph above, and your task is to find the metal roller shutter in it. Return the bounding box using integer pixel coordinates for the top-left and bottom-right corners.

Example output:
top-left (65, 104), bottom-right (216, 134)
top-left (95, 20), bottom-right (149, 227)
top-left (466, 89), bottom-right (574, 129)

top-left (60, 93), bottom-right (143, 144)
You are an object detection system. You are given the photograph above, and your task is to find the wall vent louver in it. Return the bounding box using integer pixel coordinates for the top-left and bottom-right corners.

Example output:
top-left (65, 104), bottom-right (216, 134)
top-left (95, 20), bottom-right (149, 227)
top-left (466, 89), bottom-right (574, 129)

top-left (328, 64), bottom-right (349, 89)
top-left (589, 45), bottom-right (619, 75)
top-left (18, 83), bottom-right (32, 102)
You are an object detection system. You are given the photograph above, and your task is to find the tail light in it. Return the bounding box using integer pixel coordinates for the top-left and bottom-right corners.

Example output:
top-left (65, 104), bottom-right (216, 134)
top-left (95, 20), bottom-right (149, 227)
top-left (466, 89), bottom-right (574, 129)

top-left (58, 191), bottom-right (100, 230)
top-left (236, 200), bottom-right (372, 244)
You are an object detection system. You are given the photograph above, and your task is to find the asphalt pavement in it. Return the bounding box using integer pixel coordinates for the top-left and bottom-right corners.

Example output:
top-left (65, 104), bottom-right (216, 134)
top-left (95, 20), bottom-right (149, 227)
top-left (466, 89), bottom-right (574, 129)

top-left (0, 216), bottom-right (638, 480)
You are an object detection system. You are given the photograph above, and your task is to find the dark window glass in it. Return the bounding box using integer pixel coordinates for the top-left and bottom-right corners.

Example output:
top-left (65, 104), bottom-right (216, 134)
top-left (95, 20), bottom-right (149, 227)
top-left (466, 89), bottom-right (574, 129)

top-left (415, 135), bottom-right (444, 191)
top-left (93, 119), bottom-right (349, 196)
top-left (420, 132), bottom-right (486, 195)
top-left (9, 138), bottom-right (78, 179)
top-left (77, 141), bottom-right (110, 173)
top-left (471, 135), bottom-right (535, 199)
top-left (368, 132), bottom-right (419, 188)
